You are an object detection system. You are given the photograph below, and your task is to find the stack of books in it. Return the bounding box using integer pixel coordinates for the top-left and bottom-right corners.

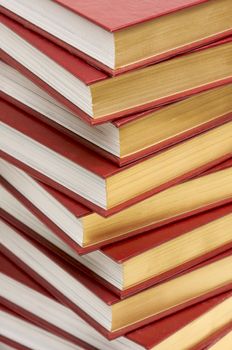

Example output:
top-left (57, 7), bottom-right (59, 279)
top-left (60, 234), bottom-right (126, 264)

top-left (1, 0), bottom-right (232, 349)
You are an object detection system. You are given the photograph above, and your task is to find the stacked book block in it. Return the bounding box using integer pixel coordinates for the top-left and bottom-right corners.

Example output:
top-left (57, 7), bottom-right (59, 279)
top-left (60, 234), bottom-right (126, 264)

top-left (0, 0), bottom-right (232, 349)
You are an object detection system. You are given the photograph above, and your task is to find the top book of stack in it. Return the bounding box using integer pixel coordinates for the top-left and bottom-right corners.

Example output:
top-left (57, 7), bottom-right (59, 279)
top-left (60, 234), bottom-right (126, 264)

top-left (1, 13), bottom-right (232, 125)
top-left (1, 0), bottom-right (232, 75)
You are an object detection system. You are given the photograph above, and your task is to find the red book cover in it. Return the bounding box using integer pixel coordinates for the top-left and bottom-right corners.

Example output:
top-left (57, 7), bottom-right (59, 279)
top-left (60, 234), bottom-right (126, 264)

top-left (1, 0), bottom-right (211, 33)
top-left (1, 0), bottom-right (232, 75)
top-left (1, 157), bottom-right (232, 256)
top-left (2, 100), bottom-right (231, 216)
top-left (1, 220), bottom-right (232, 339)
top-left (2, 179), bottom-right (232, 298)
top-left (126, 294), bottom-right (232, 350)
top-left (1, 254), bottom-right (232, 350)
top-left (1, 62), bottom-right (231, 167)
top-left (48, 0), bottom-right (212, 30)
top-left (1, 14), bottom-right (232, 124)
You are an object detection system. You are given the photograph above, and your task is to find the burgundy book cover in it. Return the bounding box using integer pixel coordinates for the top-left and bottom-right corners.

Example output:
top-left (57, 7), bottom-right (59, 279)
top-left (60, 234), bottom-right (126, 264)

top-left (1, 253), bottom-right (232, 349)
top-left (2, 0), bottom-right (232, 76)
top-left (1, 14), bottom-right (232, 124)
top-left (1, 220), bottom-right (232, 339)
top-left (2, 88), bottom-right (232, 167)
top-left (2, 100), bottom-right (231, 217)
top-left (1, 183), bottom-right (232, 298)
top-left (1, 155), bottom-right (232, 256)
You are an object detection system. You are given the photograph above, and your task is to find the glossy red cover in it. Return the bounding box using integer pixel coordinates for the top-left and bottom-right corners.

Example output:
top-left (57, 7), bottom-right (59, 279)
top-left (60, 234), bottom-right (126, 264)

top-left (2, 254), bottom-right (231, 350)
top-left (1, 220), bottom-right (232, 339)
top-left (2, 100), bottom-right (231, 216)
top-left (2, 89), bottom-right (232, 167)
top-left (2, 1), bottom-right (231, 76)
top-left (1, 14), bottom-right (232, 123)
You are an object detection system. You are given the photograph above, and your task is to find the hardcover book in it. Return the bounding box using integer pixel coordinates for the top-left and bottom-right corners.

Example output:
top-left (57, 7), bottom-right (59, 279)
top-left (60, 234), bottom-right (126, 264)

top-left (1, 101), bottom-right (232, 216)
top-left (1, 255), bottom-right (232, 350)
top-left (1, 0), bottom-right (231, 75)
top-left (1, 62), bottom-right (232, 166)
top-left (1, 182), bottom-right (232, 298)
top-left (1, 158), bottom-right (232, 254)
top-left (1, 15), bottom-right (232, 123)
top-left (1, 219), bottom-right (232, 339)
top-left (1, 1), bottom-right (232, 348)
